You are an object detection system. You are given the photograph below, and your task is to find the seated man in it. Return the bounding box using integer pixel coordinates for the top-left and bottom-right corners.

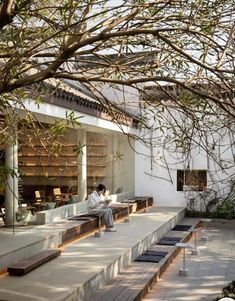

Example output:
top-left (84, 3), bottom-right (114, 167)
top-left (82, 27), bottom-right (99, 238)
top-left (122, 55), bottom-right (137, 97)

top-left (87, 184), bottom-right (116, 232)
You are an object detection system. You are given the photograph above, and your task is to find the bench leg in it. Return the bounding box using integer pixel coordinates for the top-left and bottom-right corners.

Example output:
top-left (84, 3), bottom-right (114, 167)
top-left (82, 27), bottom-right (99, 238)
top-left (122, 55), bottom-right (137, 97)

top-left (95, 215), bottom-right (104, 237)
top-left (144, 199), bottom-right (149, 213)
top-left (125, 203), bottom-right (130, 223)
top-left (179, 248), bottom-right (189, 276)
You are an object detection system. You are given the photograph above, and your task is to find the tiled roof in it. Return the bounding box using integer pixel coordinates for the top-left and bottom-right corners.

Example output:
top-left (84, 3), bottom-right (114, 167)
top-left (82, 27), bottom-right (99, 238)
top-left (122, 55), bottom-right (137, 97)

top-left (76, 51), bottom-right (160, 68)
top-left (143, 83), bottom-right (235, 102)
top-left (28, 82), bottom-right (138, 127)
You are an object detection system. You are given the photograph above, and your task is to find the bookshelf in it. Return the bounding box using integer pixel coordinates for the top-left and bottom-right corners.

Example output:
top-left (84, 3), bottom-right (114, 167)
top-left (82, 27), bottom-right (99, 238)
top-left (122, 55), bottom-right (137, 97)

top-left (18, 130), bottom-right (110, 199)
top-left (86, 138), bottom-right (108, 193)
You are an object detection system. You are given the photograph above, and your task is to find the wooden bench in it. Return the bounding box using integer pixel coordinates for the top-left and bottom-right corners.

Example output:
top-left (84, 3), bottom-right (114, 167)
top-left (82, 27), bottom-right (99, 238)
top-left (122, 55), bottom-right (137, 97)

top-left (63, 199), bottom-right (152, 245)
top-left (7, 249), bottom-right (61, 276)
top-left (63, 205), bottom-right (130, 244)
top-left (119, 196), bottom-right (153, 212)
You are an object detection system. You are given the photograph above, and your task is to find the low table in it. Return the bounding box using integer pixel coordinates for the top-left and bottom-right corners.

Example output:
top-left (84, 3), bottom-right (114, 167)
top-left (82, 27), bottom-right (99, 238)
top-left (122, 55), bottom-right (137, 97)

top-left (175, 242), bottom-right (193, 276)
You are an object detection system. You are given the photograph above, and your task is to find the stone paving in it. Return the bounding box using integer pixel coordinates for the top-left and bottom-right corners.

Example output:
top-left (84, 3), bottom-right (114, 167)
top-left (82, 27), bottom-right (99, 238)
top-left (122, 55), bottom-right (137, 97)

top-left (143, 219), bottom-right (235, 301)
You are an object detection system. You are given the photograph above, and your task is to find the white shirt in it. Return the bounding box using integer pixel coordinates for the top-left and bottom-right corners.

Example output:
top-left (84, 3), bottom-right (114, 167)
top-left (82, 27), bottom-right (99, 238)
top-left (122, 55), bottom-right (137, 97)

top-left (87, 191), bottom-right (105, 210)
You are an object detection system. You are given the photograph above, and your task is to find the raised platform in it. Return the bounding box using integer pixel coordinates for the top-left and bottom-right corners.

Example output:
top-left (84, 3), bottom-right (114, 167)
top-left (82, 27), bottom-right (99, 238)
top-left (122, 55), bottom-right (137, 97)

top-left (0, 207), bottom-right (187, 301)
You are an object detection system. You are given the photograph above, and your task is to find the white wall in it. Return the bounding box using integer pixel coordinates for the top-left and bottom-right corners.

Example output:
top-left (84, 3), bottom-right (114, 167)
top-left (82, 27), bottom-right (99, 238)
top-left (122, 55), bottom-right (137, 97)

top-left (96, 83), bottom-right (235, 208)
top-left (134, 119), bottom-right (235, 208)
top-left (112, 134), bottom-right (135, 194)
top-left (135, 139), bottom-right (185, 207)
top-left (100, 83), bottom-right (140, 115)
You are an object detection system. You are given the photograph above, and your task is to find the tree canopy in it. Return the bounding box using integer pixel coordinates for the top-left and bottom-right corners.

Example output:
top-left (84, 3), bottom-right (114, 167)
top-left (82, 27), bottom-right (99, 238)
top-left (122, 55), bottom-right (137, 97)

top-left (0, 0), bottom-right (235, 219)
top-left (0, 0), bottom-right (235, 163)
top-left (0, 1), bottom-right (234, 99)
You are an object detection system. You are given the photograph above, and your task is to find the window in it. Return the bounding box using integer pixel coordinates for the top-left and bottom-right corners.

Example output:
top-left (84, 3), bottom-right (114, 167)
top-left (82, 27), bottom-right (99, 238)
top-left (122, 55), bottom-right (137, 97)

top-left (177, 170), bottom-right (207, 191)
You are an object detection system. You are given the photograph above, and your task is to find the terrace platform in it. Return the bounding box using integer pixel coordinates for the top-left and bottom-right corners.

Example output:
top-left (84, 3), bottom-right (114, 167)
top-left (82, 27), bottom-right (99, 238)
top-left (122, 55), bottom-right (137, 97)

top-left (0, 206), bottom-right (187, 301)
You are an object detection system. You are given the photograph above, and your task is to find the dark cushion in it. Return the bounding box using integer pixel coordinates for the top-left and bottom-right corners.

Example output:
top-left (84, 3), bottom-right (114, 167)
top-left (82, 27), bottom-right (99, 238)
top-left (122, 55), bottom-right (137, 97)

top-left (161, 236), bottom-right (182, 242)
top-left (172, 225), bottom-right (192, 231)
top-left (135, 254), bottom-right (164, 263)
top-left (156, 237), bottom-right (182, 246)
top-left (143, 250), bottom-right (168, 257)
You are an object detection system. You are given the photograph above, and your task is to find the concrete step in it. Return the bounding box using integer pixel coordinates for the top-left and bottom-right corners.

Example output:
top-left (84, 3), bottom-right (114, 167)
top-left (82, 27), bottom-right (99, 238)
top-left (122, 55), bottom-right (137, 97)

top-left (86, 218), bottom-right (199, 301)
top-left (0, 207), bottom-right (188, 301)
top-left (0, 200), bottom-right (153, 271)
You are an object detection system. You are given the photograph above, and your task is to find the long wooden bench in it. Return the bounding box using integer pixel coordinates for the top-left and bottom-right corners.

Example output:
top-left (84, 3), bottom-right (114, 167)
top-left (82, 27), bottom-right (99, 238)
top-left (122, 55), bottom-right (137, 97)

top-left (63, 205), bottom-right (130, 244)
top-left (7, 249), bottom-right (61, 276)
top-left (63, 197), bottom-right (153, 245)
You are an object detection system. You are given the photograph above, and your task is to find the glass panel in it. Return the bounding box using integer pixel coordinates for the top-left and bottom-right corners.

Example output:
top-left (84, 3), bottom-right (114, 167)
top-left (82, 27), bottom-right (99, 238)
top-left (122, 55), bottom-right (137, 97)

top-left (177, 170), bottom-right (207, 191)
top-left (18, 123), bottom-right (135, 205)
top-left (18, 125), bottom-right (78, 203)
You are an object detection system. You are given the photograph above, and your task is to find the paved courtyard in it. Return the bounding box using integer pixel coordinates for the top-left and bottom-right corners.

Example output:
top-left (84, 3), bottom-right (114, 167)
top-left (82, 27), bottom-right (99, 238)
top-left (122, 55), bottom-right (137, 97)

top-left (0, 212), bottom-right (234, 301)
top-left (143, 219), bottom-right (235, 301)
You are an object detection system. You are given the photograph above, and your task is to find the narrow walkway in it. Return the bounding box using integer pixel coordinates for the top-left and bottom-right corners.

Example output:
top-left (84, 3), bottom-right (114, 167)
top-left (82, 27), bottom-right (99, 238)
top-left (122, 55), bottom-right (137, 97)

top-left (143, 219), bottom-right (235, 301)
